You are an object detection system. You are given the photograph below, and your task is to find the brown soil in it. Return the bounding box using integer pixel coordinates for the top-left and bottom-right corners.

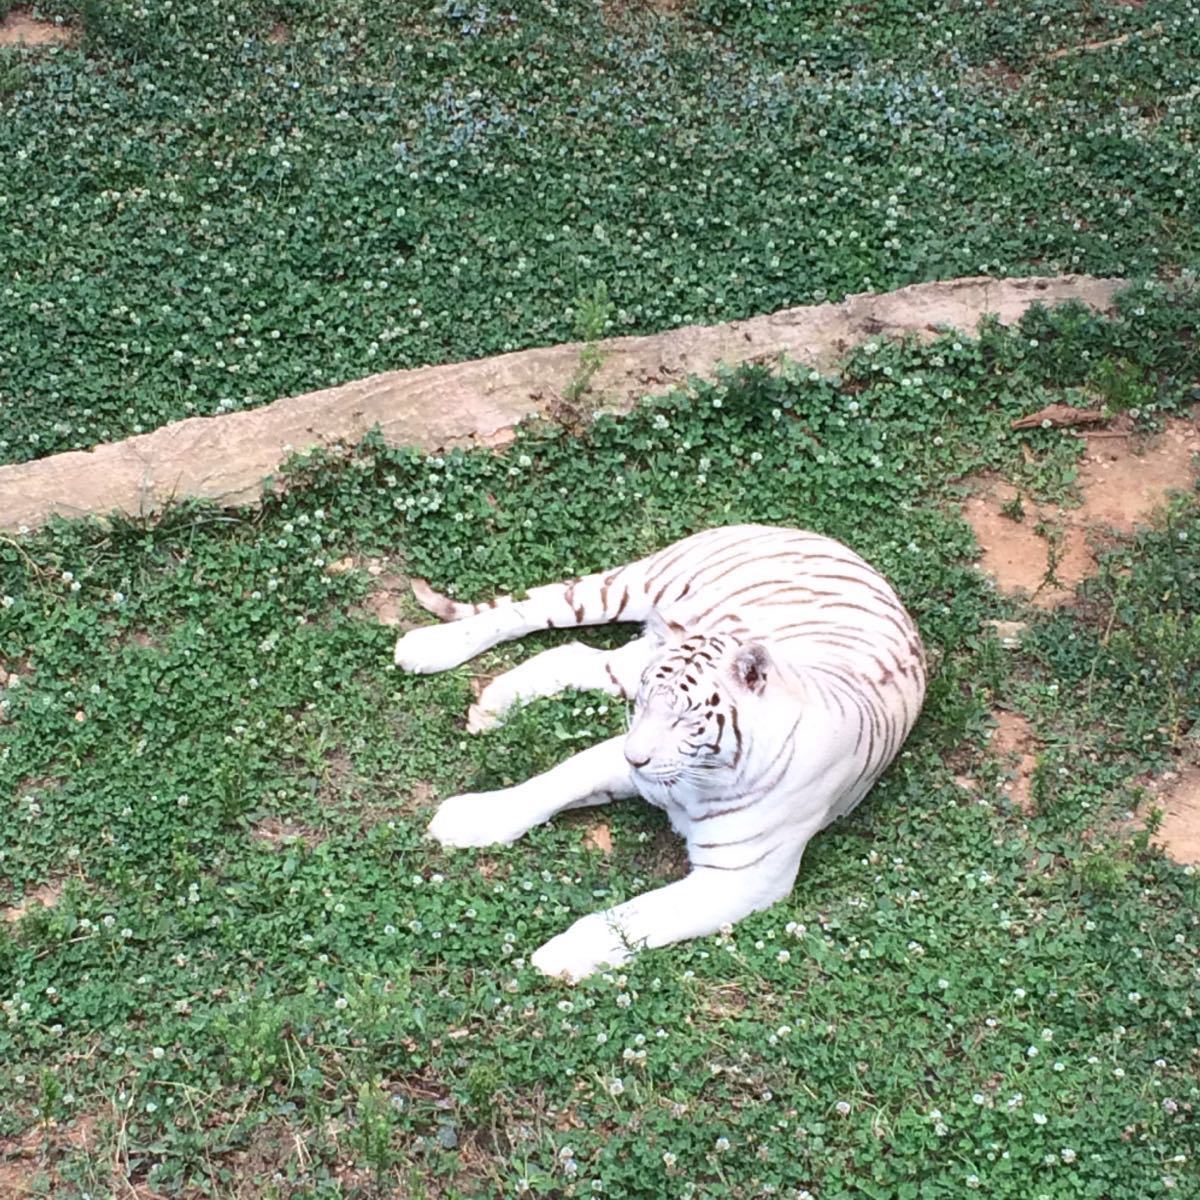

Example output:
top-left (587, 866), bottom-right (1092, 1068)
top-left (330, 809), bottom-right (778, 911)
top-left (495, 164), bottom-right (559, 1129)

top-left (583, 822), bottom-right (614, 854)
top-left (0, 274), bottom-right (1123, 533)
top-left (1147, 765), bottom-right (1200, 865)
top-left (0, 1127), bottom-right (44, 1199)
top-left (350, 559), bottom-right (414, 627)
top-left (963, 414), bottom-right (1200, 608)
top-left (250, 817), bottom-right (324, 848)
top-left (0, 9), bottom-right (75, 46)
top-left (988, 710), bottom-right (1040, 812)
top-left (2, 879), bottom-right (63, 923)
top-left (0, 1113), bottom-right (102, 1198)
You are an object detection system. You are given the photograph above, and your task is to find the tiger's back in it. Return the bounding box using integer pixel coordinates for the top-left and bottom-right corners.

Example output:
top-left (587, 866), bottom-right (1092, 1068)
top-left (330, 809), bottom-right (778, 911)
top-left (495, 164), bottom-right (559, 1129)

top-left (624, 524), bottom-right (926, 831)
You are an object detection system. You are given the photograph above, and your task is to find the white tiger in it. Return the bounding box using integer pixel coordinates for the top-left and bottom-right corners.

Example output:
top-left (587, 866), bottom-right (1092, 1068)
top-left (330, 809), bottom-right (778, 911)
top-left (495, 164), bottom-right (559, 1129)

top-left (394, 523), bottom-right (926, 981)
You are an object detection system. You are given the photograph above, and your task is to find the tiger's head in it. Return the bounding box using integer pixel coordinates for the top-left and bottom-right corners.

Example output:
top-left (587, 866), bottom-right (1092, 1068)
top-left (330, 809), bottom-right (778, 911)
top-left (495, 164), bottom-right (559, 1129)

top-left (622, 634), bottom-right (776, 793)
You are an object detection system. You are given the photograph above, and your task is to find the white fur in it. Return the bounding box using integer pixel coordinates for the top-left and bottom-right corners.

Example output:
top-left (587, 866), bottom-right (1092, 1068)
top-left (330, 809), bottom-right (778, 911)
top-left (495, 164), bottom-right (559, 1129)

top-left (393, 525), bottom-right (925, 981)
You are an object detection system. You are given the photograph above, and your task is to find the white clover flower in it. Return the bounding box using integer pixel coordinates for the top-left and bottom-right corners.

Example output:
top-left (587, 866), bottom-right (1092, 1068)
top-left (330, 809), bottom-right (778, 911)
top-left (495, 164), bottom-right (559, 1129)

top-left (607, 1078), bottom-right (624, 1097)
top-left (966, 1175), bottom-right (980, 1189)
top-left (662, 1152), bottom-right (677, 1168)
top-left (1061, 1148), bottom-right (1076, 1163)
top-left (715, 1136), bottom-right (730, 1152)
top-left (334, 996), bottom-right (348, 1010)
top-left (835, 1100), bottom-right (851, 1116)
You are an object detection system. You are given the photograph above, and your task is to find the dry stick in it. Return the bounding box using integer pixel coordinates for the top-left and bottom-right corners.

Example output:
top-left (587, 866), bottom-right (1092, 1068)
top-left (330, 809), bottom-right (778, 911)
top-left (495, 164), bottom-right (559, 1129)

top-left (1043, 22), bottom-right (1164, 63)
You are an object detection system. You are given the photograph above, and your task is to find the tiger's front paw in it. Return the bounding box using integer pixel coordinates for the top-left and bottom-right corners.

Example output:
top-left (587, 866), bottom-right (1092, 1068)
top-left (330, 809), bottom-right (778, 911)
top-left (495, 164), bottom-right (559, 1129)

top-left (465, 700), bottom-right (504, 734)
top-left (531, 913), bottom-right (634, 982)
top-left (426, 792), bottom-right (533, 848)
top-left (393, 624), bottom-right (464, 674)
top-left (464, 673), bottom-right (523, 733)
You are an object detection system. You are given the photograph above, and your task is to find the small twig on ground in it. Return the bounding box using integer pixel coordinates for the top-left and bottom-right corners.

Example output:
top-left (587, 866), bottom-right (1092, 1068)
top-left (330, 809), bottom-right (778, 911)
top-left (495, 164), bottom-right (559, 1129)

top-left (1044, 22), bottom-right (1163, 63)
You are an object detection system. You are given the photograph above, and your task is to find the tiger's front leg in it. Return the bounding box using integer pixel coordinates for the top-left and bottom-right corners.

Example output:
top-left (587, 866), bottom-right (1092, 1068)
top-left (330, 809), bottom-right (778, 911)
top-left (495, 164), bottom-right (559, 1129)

top-left (530, 850), bottom-right (806, 982)
top-left (427, 735), bottom-right (637, 848)
top-left (467, 636), bottom-right (654, 732)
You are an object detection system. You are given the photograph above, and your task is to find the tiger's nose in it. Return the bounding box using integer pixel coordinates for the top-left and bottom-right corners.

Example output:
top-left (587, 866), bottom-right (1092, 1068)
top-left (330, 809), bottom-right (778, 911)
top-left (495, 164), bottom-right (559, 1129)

top-left (624, 749), bottom-right (652, 769)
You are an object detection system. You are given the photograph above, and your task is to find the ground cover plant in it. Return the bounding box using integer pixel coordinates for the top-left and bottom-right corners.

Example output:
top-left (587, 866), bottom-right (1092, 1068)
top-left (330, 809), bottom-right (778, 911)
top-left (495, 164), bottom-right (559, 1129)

top-left (1, 0), bottom-right (1199, 461)
top-left (2, 286), bottom-right (1198, 1197)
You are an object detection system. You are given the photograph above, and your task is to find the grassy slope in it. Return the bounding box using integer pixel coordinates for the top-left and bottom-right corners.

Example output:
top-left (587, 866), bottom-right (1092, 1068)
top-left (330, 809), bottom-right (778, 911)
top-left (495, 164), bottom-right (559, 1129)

top-left (1, 0), bottom-right (1198, 461)
top-left (1, 291), bottom-right (1198, 1197)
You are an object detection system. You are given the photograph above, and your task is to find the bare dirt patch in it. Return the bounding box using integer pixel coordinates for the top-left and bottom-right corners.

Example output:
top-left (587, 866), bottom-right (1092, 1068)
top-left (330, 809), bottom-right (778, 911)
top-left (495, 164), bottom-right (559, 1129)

top-left (988, 710), bottom-right (1039, 812)
top-left (348, 557), bottom-right (416, 628)
top-left (0, 1129), bottom-right (48, 1199)
top-left (250, 816), bottom-right (324, 848)
top-left (583, 822), bottom-right (614, 855)
top-left (964, 415), bottom-right (1200, 607)
top-left (0, 9), bottom-right (75, 47)
top-left (266, 22), bottom-right (290, 45)
top-left (1146, 765), bottom-right (1200, 865)
top-left (0, 1112), bottom-right (106, 1197)
top-left (2, 879), bottom-right (63, 923)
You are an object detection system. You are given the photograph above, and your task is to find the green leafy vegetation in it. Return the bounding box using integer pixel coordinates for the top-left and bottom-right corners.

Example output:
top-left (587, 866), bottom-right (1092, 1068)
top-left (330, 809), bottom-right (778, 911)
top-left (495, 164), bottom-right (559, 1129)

top-left (2, 0), bottom-right (1199, 460)
top-left (2, 290), bottom-right (1198, 1197)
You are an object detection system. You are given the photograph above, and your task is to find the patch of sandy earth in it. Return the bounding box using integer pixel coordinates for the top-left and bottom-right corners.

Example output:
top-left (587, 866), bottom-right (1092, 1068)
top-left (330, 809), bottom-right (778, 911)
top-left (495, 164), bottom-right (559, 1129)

top-left (0, 1114), bottom-right (101, 1198)
top-left (250, 817), bottom-right (323, 847)
top-left (0, 1129), bottom-right (46, 1199)
top-left (583, 822), bottom-right (613, 854)
top-left (0, 10), bottom-right (74, 46)
top-left (1145, 765), bottom-right (1200, 865)
top-left (343, 557), bottom-right (415, 627)
top-left (1, 879), bottom-right (63, 923)
top-left (964, 414), bottom-right (1200, 608)
top-left (986, 710), bottom-right (1039, 812)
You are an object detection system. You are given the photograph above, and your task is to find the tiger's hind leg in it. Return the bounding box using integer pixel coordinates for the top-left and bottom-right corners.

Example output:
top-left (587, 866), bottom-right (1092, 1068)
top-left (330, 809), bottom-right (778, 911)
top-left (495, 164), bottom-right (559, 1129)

top-left (393, 565), bottom-right (651, 675)
top-left (466, 636), bottom-right (655, 733)
top-left (428, 735), bottom-right (636, 848)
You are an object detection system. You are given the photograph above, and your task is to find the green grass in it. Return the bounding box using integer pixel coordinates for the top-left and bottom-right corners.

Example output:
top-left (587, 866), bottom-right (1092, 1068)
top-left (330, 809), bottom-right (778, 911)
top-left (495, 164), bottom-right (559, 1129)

top-left (1, 0), bottom-right (1199, 461)
top-left (2, 290), bottom-right (1198, 1197)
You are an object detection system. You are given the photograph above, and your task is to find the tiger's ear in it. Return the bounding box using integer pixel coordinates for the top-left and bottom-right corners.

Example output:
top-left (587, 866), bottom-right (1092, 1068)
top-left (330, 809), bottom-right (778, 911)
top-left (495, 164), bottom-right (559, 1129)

top-left (732, 643), bottom-right (770, 694)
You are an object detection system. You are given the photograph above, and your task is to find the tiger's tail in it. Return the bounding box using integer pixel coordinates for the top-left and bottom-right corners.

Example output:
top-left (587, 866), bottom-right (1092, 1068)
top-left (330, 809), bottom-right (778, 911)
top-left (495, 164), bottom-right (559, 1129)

top-left (409, 561), bottom-right (654, 630)
top-left (395, 561), bottom-right (655, 673)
